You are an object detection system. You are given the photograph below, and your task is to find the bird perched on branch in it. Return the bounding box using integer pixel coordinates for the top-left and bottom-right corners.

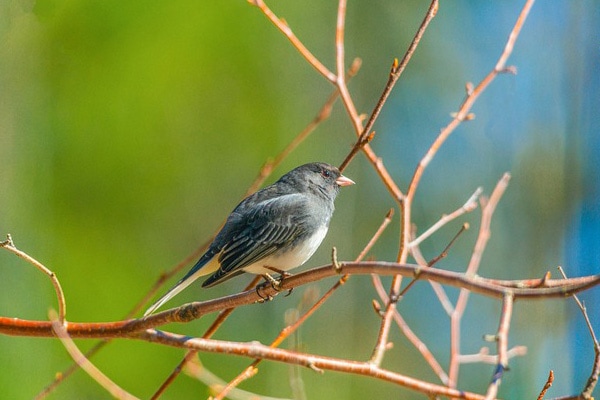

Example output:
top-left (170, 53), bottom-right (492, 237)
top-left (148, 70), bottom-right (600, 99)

top-left (144, 162), bottom-right (354, 316)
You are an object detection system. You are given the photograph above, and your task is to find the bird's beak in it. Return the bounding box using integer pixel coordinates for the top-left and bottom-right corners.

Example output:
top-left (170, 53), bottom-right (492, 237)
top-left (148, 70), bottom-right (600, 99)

top-left (336, 174), bottom-right (355, 187)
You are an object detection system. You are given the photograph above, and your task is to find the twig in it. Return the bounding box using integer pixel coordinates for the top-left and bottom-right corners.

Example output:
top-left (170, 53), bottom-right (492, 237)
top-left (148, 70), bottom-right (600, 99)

top-left (449, 173), bottom-right (511, 387)
top-left (35, 341), bottom-right (107, 399)
top-left (537, 370), bottom-right (554, 400)
top-left (457, 346), bottom-right (527, 364)
top-left (558, 267), bottom-right (600, 398)
top-left (1, 234), bottom-right (67, 323)
top-left (371, 274), bottom-right (449, 385)
top-left (339, 3), bottom-right (440, 201)
top-left (338, 0), bottom-right (439, 173)
top-left (334, 0), bottom-right (360, 128)
top-left (372, 187), bottom-right (473, 367)
top-left (467, 173), bottom-right (511, 275)
top-left (248, 57), bottom-right (362, 195)
top-left (248, 0), bottom-right (336, 83)
top-left (427, 223), bottom-right (469, 267)
top-left (484, 292), bottom-right (514, 400)
top-left (49, 310), bottom-right (139, 400)
top-left (399, 0), bottom-right (534, 309)
top-left (184, 359), bottom-right (289, 400)
top-left (409, 187), bottom-right (482, 248)
top-left (410, 238), bottom-right (455, 316)
top-left (393, 223), bottom-right (469, 305)
top-left (366, 1), bottom-right (441, 366)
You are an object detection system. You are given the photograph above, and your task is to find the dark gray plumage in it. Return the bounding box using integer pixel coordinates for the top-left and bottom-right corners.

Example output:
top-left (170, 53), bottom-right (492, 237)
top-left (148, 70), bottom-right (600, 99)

top-left (144, 162), bottom-right (354, 316)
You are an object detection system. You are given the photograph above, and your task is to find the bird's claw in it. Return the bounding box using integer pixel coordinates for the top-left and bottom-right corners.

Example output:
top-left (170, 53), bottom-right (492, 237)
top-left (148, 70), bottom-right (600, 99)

top-left (256, 284), bottom-right (273, 302)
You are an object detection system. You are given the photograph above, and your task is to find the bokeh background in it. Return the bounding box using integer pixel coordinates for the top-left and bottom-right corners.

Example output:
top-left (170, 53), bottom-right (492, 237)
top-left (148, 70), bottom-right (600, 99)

top-left (1, 0), bottom-right (599, 398)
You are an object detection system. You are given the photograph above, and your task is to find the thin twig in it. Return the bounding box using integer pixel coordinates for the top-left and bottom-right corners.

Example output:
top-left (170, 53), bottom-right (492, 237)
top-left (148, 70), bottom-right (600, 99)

top-left (35, 341), bottom-right (107, 399)
top-left (457, 346), bottom-right (527, 364)
top-left (537, 370), bottom-right (554, 400)
top-left (248, 57), bottom-right (362, 195)
top-left (484, 292), bottom-right (514, 400)
top-left (392, 222), bottom-right (469, 306)
top-left (449, 173), bottom-right (511, 387)
top-left (467, 174), bottom-right (511, 276)
top-left (427, 223), bottom-right (469, 267)
top-left (338, 0), bottom-right (439, 172)
top-left (410, 230), bottom-right (455, 316)
top-left (248, 0), bottom-right (336, 83)
top-left (365, 1), bottom-right (440, 367)
top-left (400, 0), bottom-right (534, 307)
top-left (184, 358), bottom-right (289, 400)
top-left (558, 267), bottom-right (600, 398)
top-left (371, 274), bottom-right (449, 385)
top-left (49, 310), bottom-right (139, 400)
top-left (409, 187), bottom-right (482, 248)
top-left (1, 234), bottom-right (67, 323)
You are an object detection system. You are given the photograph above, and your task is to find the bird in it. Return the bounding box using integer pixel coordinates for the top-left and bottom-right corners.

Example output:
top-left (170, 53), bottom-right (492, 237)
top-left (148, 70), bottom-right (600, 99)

top-left (143, 162), bottom-right (354, 316)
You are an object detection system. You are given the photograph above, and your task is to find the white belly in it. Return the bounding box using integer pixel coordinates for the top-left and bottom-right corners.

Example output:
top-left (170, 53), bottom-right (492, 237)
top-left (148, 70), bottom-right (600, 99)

top-left (242, 225), bottom-right (328, 275)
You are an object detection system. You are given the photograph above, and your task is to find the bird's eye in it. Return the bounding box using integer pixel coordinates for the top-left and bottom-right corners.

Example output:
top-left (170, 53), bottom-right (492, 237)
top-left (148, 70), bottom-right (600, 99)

top-left (321, 169), bottom-right (331, 178)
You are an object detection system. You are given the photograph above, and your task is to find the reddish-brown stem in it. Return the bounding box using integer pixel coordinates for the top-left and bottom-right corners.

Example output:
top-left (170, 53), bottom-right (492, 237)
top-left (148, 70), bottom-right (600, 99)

top-left (1, 265), bottom-right (598, 338)
top-left (141, 329), bottom-right (489, 400)
top-left (537, 370), bottom-right (554, 400)
top-left (339, 0), bottom-right (439, 173)
top-left (248, 0), bottom-right (336, 82)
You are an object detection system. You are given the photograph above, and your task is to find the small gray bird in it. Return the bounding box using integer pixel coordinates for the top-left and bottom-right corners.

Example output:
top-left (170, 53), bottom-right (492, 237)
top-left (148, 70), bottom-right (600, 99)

top-left (143, 162), bottom-right (354, 316)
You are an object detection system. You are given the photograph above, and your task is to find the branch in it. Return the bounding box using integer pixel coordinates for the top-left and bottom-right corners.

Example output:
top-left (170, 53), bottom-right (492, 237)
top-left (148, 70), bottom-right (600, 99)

top-left (409, 187), bottom-right (482, 248)
top-left (1, 234), bottom-right (67, 323)
top-left (484, 292), bottom-right (514, 399)
top-left (248, 0), bottom-right (336, 82)
top-left (558, 267), bottom-right (599, 399)
top-left (371, 274), bottom-right (449, 385)
top-left (338, 0), bottom-right (439, 173)
top-left (248, 57), bottom-right (362, 195)
top-left (49, 310), bottom-right (139, 400)
top-left (1, 264), bottom-right (598, 338)
top-left (538, 370), bottom-right (554, 400)
top-left (140, 329), bottom-right (489, 400)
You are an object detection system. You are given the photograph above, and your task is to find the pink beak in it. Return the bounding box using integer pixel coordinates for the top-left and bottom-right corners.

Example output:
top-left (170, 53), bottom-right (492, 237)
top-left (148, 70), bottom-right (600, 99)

top-left (336, 174), bottom-right (355, 187)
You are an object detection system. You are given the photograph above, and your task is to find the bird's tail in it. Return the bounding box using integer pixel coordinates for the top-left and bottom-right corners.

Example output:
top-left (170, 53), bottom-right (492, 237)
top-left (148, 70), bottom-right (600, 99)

top-left (143, 254), bottom-right (219, 317)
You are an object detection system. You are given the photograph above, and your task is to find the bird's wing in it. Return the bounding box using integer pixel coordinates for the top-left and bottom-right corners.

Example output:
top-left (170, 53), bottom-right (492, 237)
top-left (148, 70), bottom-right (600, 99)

top-left (202, 194), bottom-right (309, 287)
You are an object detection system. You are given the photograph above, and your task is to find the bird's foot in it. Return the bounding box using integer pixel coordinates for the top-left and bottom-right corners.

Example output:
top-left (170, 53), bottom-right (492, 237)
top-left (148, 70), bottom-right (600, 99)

top-left (264, 268), bottom-right (294, 297)
top-left (256, 283), bottom-right (274, 302)
top-left (263, 273), bottom-right (282, 291)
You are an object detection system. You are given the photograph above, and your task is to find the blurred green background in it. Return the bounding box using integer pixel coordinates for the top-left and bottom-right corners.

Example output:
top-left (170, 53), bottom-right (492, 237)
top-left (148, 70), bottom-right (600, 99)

top-left (1, 0), bottom-right (598, 398)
